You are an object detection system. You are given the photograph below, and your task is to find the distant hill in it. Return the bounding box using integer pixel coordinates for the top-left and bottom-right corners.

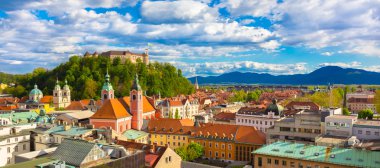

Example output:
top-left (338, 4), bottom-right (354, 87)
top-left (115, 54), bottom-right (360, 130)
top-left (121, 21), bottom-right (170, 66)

top-left (188, 66), bottom-right (380, 85)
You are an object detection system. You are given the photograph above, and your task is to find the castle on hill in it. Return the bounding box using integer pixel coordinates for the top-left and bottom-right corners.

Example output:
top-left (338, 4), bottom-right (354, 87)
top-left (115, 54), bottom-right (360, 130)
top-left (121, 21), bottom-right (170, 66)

top-left (84, 49), bottom-right (149, 64)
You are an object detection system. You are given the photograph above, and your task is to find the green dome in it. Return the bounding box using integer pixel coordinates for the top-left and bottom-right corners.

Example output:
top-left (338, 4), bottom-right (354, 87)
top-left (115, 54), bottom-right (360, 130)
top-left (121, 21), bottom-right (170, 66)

top-left (63, 80), bottom-right (70, 90)
top-left (102, 71), bottom-right (114, 91)
top-left (30, 84), bottom-right (43, 96)
top-left (265, 99), bottom-right (284, 116)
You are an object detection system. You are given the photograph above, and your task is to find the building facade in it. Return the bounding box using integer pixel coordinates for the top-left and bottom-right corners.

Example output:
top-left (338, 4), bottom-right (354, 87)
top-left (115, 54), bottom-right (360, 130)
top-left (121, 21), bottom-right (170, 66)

top-left (53, 79), bottom-right (71, 109)
top-left (235, 99), bottom-right (284, 133)
top-left (85, 50), bottom-right (149, 64)
top-left (267, 111), bottom-right (322, 144)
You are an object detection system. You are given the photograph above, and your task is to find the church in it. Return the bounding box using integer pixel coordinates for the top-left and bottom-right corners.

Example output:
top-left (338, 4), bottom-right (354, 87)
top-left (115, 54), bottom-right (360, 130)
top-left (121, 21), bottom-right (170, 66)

top-left (89, 72), bottom-right (156, 133)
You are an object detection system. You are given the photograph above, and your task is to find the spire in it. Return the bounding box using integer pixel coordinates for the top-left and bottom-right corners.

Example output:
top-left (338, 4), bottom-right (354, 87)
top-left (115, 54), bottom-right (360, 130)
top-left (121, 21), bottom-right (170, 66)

top-left (194, 76), bottom-right (199, 90)
top-left (34, 84), bottom-right (38, 89)
top-left (55, 78), bottom-right (61, 90)
top-left (132, 74), bottom-right (142, 91)
top-left (105, 68), bottom-right (110, 83)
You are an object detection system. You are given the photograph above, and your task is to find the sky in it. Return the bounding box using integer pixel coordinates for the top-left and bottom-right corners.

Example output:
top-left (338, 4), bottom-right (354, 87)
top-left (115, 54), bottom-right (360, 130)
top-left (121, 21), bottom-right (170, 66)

top-left (0, 0), bottom-right (379, 77)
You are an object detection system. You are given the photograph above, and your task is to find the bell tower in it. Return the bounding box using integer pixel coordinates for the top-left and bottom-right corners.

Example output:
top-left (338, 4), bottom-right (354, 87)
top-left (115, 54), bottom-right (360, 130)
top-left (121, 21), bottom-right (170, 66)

top-left (101, 70), bottom-right (114, 102)
top-left (62, 80), bottom-right (71, 107)
top-left (131, 74), bottom-right (143, 130)
top-left (53, 79), bottom-right (62, 108)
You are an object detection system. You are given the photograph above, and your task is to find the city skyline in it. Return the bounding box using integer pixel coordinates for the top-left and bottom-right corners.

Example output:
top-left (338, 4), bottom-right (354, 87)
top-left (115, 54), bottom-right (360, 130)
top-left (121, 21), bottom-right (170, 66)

top-left (0, 0), bottom-right (379, 76)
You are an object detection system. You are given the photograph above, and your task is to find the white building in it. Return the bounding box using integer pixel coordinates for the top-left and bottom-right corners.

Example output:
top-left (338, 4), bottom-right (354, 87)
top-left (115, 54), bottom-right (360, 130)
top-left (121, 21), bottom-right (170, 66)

top-left (324, 115), bottom-right (357, 137)
top-left (53, 79), bottom-right (71, 108)
top-left (0, 123), bottom-right (37, 166)
top-left (156, 98), bottom-right (200, 120)
top-left (346, 92), bottom-right (376, 113)
top-left (353, 120), bottom-right (380, 140)
top-left (236, 99), bottom-right (284, 133)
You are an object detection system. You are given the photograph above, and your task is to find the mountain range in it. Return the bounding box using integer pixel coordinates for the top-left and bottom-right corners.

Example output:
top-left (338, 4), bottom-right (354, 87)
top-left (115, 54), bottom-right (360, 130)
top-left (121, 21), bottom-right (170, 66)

top-left (188, 66), bottom-right (380, 85)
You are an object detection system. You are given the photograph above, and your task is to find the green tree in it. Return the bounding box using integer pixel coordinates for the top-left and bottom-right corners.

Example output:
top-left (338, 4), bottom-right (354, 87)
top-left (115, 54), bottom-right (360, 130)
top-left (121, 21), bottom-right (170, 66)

top-left (83, 79), bottom-right (98, 99)
top-left (3, 85), bottom-right (26, 98)
top-left (174, 142), bottom-right (204, 161)
top-left (342, 108), bottom-right (351, 115)
top-left (358, 109), bottom-right (374, 120)
top-left (168, 110), bottom-right (173, 119)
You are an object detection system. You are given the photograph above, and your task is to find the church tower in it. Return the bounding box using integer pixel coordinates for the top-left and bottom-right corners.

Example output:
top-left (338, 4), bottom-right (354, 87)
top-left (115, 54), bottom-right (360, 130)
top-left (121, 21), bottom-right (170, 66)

top-left (53, 79), bottom-right (62, 108)
top-left (101, 70), bottom-right (114, 102)
top-left (131, 74), bottom-right (143, 130)
top-left (62, 80), bottom-right (71, 107)
top-left (194, 76), bottom-right (199, 90)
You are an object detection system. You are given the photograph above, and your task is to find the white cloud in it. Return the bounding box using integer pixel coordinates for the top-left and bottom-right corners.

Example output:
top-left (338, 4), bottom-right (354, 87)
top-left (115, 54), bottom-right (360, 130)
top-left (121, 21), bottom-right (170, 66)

top-left (321, 52), bottom-right (333, 56)
top-left (141, 0), bottom-right (218, 23)
top-left (318, 61), bottom-right (362, 68)
top-left (219, 0), bottom-right (278, 17)
top-left (259, 40), bottom-right (280, 50)
top-left (172, 61), bottom-right (308, 76)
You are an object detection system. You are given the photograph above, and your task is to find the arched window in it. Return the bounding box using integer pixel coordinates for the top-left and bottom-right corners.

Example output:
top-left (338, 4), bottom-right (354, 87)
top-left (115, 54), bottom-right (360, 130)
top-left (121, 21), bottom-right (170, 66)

top-left (104, 94), bottom-right (108, 100)
top-left (133, 95), bottom-right (136, 100)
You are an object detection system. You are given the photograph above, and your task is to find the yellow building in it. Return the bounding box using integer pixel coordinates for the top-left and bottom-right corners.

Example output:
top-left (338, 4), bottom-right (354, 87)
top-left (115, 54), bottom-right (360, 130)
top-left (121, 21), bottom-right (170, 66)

top-left (253, 141), bottom-right (380, 168)
top-left (190, 124), bottom-right (265, 163)
top-left (147, 118), bottom-right (194, 149)
top-left (0, 83), bottom-right (8, 90)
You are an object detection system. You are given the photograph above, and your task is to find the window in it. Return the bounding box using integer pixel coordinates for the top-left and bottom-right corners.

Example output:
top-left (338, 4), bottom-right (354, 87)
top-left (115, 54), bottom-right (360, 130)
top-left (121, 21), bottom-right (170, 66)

top-left (375, 132), bottom-right (379, 136)
top-left (209, 142), bottom-right (212, 147)
top-left (173, 136), bottom-right (175, 140)
top-left (267, 158), bottom-right (271, 164)
top-left (258, 157), bottom-right (262, 166)
top-left (7, 147), bottom-right (10, 153)
top-left (7, 158), bottom-right (11, 164)
top-left (15, 146), bottom-right (18, 152)
top-left (221, 153), bottom-right (225, 158)
top-left (366, 131), bottom-right (371, 135)
top-left (358, 130), bottom-right (362, 134)
top-left (222, 144), bottom-right (225, 149)
top-left (282, 160), bottom-right (287, 166)
top-left (178, 142), bottom-right (181, 146)
top-left (23, 144), bottom-right (26, 150)
top-left (15, 137), bottom-right (18, 142)
top-left (183, 137), bottom-right (185, 140)
top-left (168, 135), bottom-right (170, 138)
top-left (209, 151), bottom-right (212, 157)
top-left (265, 121), bottom-right (267, 125)
top-left (215, 143), bottom-right (218, 148)
top-left (160, 141), bottom-right (163, 145)
top-left (7, 139), bottom-right (10, 143)
top-left (228, 153), bottom-right (231, 158)
top-left (275, 159), bottom-right (279, 165)
top-left (215, 152), bottom-right (218, 157)
top-left (228, 144), bottom-right (232, 150)
top-left (169, 156), bottom-right (171, 162)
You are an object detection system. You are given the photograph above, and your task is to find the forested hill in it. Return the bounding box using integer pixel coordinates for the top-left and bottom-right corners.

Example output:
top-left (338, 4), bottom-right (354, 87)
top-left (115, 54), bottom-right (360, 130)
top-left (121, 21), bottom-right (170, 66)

top-left (1, 56), bottom-right (194, 100)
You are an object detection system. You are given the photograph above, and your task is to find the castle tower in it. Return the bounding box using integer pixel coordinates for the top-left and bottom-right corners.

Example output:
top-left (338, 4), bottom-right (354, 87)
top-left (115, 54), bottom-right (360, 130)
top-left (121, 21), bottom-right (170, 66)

top-left (194, 76), bottom-right (199, 90)
top-left (62, 80), bottom-right (71, 107)
top-left (53, 79), bottom-right (62, 108)
top-left (101, 70), bottom-right (114, 102)
top-left (143, 48), bottom-right (149, 64)
top-left (131, 74), bottom-right (143, 130)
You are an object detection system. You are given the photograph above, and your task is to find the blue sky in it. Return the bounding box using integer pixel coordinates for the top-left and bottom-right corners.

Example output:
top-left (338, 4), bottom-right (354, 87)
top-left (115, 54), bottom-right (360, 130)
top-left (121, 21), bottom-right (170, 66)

top-left (0, 0), bottom-right (379, 77)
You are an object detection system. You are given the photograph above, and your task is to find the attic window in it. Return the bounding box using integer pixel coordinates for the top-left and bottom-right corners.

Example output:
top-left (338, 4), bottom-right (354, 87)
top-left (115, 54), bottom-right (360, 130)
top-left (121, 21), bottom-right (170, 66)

top-left (346, 157), bottom-right (351, 161)
top-left (300, 151), bottom-right (305, 155)
top-left (330, 154), bottom-right (335, 158)
top-left (359, 159), bottom-right (363, 162)
top-left (375, 161), bottom-right (380, 164)
top-left (170, 128), bottom-right (173, 132)
top-left (271, 149), bottom-right (279, 152)
top-left (162, 128), bottom-right (165, 131)
top-left (285, 150), bottom-right (293, 154)
top-left (314, 153), bottom-right (319, 156)
top-left (180, 128), bottom-right (183, 132)
top-left (153, 127), bottom-right (156, 131)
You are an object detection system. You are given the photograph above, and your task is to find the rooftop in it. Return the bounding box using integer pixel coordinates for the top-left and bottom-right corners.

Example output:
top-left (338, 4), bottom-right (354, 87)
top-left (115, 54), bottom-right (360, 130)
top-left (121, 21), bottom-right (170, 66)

top-left (253, 141), bottom-right (380, 168)
top-left (122, 129), bottom-right (149, 140)
top-left (326, 115), bottom-right (357, 119)
top-left (354, 119), bottom-right (380, 127)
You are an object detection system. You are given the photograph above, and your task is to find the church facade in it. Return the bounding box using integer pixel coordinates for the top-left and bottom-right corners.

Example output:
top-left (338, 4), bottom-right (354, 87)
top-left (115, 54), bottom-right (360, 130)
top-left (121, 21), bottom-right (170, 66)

top-left (90, 73), bottom-right (156, 133)
top-left (53, 79), bottom-right (71, 108)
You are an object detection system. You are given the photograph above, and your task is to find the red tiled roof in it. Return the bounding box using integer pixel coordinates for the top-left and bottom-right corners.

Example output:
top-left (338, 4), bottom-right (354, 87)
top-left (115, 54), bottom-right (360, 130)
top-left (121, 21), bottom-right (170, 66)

top-left (65, 101), bottom-right (87, 111)
top-left (285, 101), bottom-right (320, 111)
top-left (120, 96), bottom-right (156, 113)
top-left (169, 100), bottom-right (183, 106)
top-left (40, 96), bottom-right (53, 104)
top-left (147, 118), bottom-right (194, 135)
top-left (235, 126), bottom-right (266, 144)
top-left (145, 154), bottom-right (159, 167)
top-left (90, 99), bottom-right (131, 119)
top-left (214, 112), bottom-right (236, 121)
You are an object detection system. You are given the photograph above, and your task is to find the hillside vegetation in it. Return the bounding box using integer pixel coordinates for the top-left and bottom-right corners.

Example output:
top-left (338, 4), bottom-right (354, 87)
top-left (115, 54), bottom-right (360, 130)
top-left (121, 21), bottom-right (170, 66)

top-left (1, 56), bottom-right (194, 99)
